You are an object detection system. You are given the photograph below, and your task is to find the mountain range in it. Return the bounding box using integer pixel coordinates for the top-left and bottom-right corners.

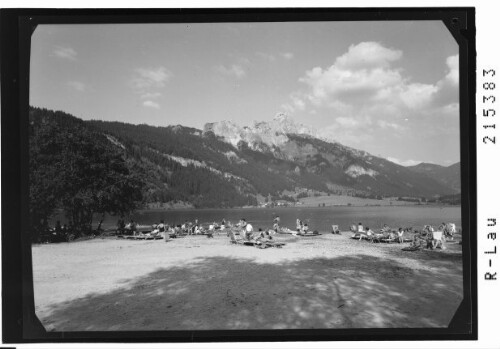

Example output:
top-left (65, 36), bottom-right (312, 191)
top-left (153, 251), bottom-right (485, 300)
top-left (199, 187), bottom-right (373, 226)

top-left (30, 107), bottom-right (460, 208)
top-left (406, 162), bottom-right (461, 194)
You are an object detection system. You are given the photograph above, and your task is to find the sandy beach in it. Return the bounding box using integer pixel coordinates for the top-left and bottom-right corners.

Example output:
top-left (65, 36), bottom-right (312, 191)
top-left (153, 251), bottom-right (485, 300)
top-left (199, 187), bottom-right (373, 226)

top-left (32, 232), bottom-right (463, 331)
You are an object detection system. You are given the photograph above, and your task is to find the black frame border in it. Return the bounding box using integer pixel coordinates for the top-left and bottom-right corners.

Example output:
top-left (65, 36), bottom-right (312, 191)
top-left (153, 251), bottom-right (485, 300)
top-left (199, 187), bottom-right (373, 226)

top-left (1, 7), bottom-right (476, 343)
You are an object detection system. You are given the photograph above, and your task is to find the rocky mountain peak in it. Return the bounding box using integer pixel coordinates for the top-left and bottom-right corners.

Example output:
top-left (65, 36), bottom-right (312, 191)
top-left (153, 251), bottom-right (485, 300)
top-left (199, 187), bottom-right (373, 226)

top-left (273, 112), bottom-right (291, 122)
top-left (204, 114), bottom-right (318, 150)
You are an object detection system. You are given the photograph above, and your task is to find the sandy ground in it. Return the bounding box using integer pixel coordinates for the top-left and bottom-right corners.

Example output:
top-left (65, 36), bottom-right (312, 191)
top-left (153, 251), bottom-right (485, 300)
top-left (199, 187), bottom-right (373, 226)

top-left (32, 232), bottom-right (463, 331)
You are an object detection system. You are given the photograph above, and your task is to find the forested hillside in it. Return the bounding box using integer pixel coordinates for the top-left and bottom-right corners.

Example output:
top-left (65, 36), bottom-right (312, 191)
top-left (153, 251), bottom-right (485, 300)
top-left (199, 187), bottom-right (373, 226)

top-left (30, 107), bottom-right (459, 221)
top-left (407, 162), bottom-right (461, 193)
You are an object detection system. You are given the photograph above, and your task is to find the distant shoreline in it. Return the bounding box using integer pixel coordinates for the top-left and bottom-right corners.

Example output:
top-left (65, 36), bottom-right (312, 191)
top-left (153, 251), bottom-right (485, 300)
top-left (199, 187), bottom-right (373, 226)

top-left (139, 203), bottom-right (460, 212)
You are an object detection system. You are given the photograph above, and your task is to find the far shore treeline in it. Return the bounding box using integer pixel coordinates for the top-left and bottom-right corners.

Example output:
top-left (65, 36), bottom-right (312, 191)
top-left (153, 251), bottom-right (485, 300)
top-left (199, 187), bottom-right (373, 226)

top-left (29, 107), bottom-right (460, 242)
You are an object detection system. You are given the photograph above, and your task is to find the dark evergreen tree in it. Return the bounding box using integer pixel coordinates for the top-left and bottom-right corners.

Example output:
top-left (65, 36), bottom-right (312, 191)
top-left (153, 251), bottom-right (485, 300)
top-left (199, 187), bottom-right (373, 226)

top-left (29, 107), bottom-right (144, 241)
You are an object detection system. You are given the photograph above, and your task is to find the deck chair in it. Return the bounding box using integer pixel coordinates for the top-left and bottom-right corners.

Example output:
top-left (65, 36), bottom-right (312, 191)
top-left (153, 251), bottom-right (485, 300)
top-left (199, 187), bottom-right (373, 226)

top-left (331, 225), bottom-right (341, 234)
top-left (229, 231), bottom-right (244, 245)
top-left (263, 240), bottom-right (286, 248)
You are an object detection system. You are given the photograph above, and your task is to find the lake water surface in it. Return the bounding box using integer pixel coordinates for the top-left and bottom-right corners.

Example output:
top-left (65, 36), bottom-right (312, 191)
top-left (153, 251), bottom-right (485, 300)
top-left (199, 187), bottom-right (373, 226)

top-left (100, 205), bottom-right (462, 232)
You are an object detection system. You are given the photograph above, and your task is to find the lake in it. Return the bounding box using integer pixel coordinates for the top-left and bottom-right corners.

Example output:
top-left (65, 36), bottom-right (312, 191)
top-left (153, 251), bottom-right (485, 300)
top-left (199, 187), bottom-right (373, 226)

top-left (97, 205), bottom-right (462, 233)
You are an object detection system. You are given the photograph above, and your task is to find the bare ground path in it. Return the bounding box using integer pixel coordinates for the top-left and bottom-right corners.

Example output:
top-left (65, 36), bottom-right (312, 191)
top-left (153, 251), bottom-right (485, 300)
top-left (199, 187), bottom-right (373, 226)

top-left (32, 233), bottom-right (463, 331)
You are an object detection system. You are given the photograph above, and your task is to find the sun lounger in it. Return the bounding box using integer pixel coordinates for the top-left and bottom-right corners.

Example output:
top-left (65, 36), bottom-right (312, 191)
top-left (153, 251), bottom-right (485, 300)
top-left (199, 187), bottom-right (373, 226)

top-left (260, 241), bottom-right (286, 248)
top-left (276, 228), bottom-right (294, 234)
top-left (144, 235), bottom-right (163, 240)
top-left (229, 232), bottom-right (245, 245)
top-left (402, 246), bottom-right (421, 251)
top-left (298, 231), bottom-right (322, 237)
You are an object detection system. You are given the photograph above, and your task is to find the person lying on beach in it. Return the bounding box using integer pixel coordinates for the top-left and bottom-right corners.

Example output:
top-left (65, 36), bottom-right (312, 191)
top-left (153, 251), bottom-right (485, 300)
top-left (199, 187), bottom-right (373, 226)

top-left (355, 226), bottom-right (373, 241)
top-left (150, 228), bottom-right (160, 236)
top-left (410, 230), bottom-right (426, 248)
top-left (253, 230), bottom-right (276, 248)
top-left (266, 228), bottom-right (276, 237)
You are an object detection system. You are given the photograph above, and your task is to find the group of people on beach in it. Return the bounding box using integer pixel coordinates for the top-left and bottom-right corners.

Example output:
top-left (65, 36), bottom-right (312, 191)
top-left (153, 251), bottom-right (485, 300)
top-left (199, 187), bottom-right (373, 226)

top-left (116, 217), bottom-right (241, 241)
top-left (351, 221), bottom-right (457, 248)
top-left (352, 222), bottom-right (406, 243)
top-left (230, 218), bottom-right (278, 244)
top-left (115, 214), bottom-right (316, 242)
top-left (295, 219), bottom-right (310, 235)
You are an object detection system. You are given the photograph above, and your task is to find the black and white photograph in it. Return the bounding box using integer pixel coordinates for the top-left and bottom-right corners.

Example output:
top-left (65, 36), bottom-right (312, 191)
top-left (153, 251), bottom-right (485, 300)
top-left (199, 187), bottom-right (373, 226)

top-left (0, 7), bottom-right (478, 344)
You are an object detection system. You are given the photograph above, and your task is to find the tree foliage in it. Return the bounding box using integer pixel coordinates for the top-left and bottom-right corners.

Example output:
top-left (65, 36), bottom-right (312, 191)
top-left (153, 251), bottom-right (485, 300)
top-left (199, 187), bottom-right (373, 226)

top-left (29, 107), bottom-right (144, 240)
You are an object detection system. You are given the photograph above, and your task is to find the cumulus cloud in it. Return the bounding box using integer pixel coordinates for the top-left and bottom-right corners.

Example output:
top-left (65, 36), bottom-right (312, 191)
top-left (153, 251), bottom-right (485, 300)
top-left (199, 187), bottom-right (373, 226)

top-left (216, 64), bottom-right (246, 79)
top-left (433, 54), bottom-right (459, 107)
top-left (444, 55), bottom-right (459, 85)
top-left (143, 100), bottom-right (160, 109)
top-left (280, 42), bottom-right (459, 161)
top-left (291, 93), bottom-right (306, 110)
top-left (131, 67), bottom-right (172, 90)
top-left (67, 81), bottom-right (86, 92)
top-left (377, 120), bottom-right (406, 131)
top-left (399, 83), bottom-right (438, 109)
top-left (130, 67), bottom-right (170, 108)
top-left (296, 42), bottom-right (458, 113)
top-left (335, 42), bottom-right (402, 70)
top-left (301, 64), bottom-right (403, 105)
top-left (53, 46), bottom-right (77, 60)
top-left (140, 92), bottom-right (162, 99)
top-left (386, 157), bottom-right (424, 167)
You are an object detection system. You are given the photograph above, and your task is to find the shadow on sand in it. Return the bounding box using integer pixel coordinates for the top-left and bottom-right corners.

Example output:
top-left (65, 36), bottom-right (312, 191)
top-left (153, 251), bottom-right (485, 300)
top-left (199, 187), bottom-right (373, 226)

top-left (38, 251), bottom-right (462, 331)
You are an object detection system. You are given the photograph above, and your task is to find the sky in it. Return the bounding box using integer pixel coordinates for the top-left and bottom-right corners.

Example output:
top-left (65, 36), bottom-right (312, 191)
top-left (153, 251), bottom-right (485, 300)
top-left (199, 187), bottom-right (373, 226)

top-left (30, 21), bottom-right (459, 166)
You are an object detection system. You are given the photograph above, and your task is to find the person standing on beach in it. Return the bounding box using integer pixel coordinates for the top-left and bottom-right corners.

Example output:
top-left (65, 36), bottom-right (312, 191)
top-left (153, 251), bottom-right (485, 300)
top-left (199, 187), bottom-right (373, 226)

top-left (296, 219), bottom-right (302, 232)
top-left (242, 219), bottom-right (253, 240)
top-left (273, 215), bottom-right (280, 232)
